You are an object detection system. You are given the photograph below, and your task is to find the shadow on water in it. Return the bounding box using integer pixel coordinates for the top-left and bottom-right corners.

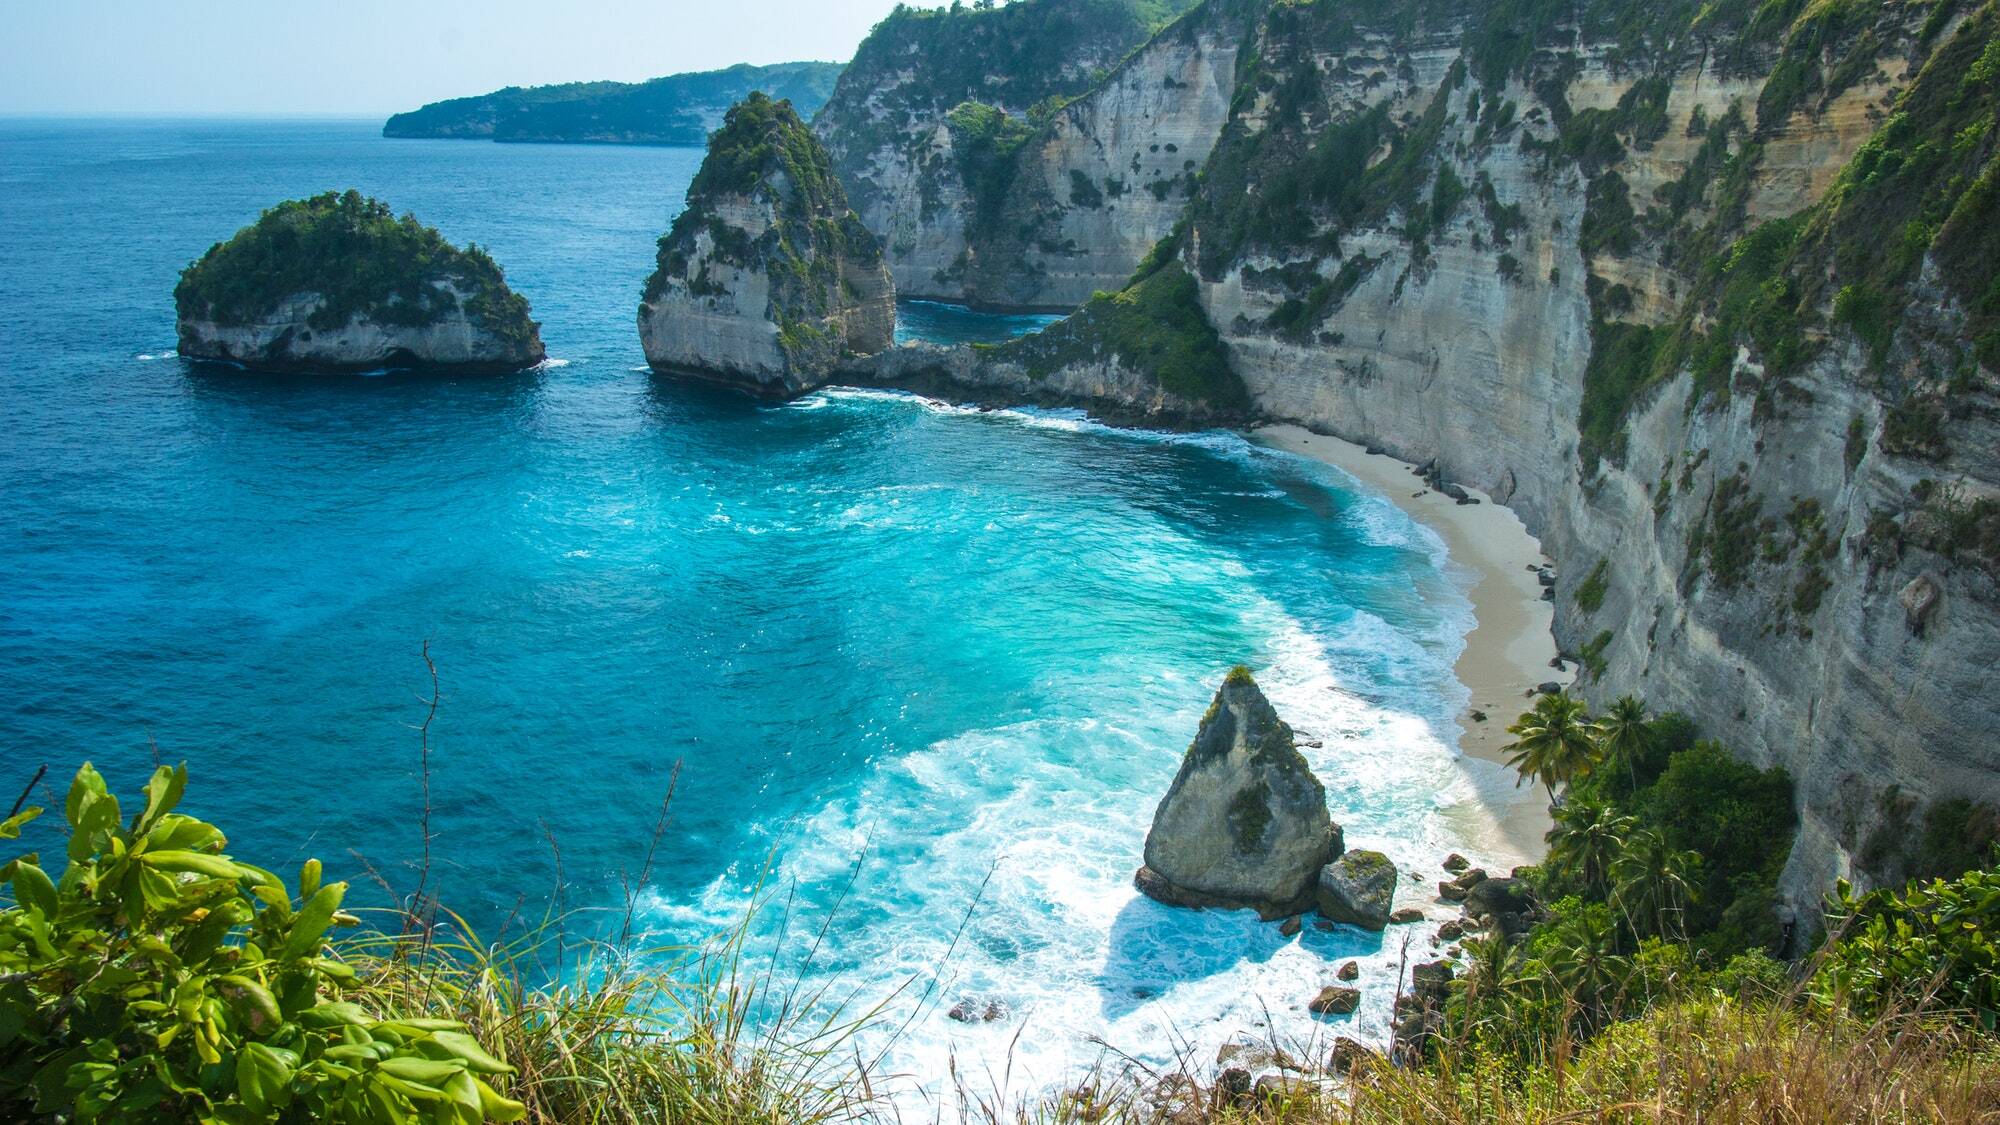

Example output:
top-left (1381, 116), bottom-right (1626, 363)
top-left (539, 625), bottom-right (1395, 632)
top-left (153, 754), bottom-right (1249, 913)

top-left (175, 355), bottom-right (549, 406)
top-left (1097, 893), bottom-right (1390, 1021)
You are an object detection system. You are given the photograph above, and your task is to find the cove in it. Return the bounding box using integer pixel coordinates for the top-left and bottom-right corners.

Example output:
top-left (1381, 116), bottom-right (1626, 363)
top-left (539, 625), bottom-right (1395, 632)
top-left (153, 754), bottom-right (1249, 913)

top-left (0, 118), bottom-right (1531, 1097)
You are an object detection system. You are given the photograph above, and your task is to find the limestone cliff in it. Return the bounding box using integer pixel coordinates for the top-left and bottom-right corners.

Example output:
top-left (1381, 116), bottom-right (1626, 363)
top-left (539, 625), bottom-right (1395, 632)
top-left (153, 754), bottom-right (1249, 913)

top-left (1137, 666), bottom-right (1340, 917)
top-left (174, 190), bottom-right (544, 374)
top-left (813, 0), bottom-right (1206, 307)
top-left (640, 93), bottom-right (894, 397)
top-left (837, 0), bottom-right (2000, 921)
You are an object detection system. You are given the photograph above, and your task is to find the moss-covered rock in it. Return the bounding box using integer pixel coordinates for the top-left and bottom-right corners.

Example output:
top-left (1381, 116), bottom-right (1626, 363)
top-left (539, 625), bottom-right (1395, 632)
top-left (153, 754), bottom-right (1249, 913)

top-left (1136, 666), bottom-right (1341, 919)
top-left (1316, 849), bottom-right (1398, 931)
top-left (639, 93), bottom-right (894, 397)
top-left (174, 190), bottom-right (543, 374)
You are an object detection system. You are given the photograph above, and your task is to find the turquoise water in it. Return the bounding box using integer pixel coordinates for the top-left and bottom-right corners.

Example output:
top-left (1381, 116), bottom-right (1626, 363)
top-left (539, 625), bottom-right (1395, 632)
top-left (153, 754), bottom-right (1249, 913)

top-left (893, 299), bottom-right (1065, 345)
top-left (0, 119), bottom-right (1516, 1098)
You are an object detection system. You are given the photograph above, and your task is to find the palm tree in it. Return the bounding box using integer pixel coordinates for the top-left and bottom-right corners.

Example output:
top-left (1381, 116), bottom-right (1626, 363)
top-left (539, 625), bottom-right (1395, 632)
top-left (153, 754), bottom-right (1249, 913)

top-left (1612, 827), bottom-right (1701, 940)
top-left (1539, 905), bottom-right (1630, 1028)
top-left (1547, 800), bottom-right (1635, 898)
top-left (1502, 693), bottom-right (1601, 802)
top-left (1596, 695), bottom-right (1652, 791)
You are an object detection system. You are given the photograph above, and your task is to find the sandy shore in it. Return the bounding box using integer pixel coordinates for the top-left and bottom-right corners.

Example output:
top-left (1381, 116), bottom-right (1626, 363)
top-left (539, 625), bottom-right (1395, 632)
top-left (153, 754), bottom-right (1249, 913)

top-left (1254, 424), bottom-right (1561, 862)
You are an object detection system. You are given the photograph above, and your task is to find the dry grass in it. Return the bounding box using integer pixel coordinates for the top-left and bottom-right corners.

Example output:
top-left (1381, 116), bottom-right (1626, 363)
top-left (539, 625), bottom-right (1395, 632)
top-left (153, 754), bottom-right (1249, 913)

top-left (340, 911), bottom-right (888, 1125)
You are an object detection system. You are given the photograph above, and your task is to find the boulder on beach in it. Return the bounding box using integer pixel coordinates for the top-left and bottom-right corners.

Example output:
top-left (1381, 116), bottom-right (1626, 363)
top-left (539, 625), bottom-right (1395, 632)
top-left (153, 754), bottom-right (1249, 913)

top-left (1136, 667), bottom-right (1340, 918)
top-left (1316, 849), bottom-right (1397, 929)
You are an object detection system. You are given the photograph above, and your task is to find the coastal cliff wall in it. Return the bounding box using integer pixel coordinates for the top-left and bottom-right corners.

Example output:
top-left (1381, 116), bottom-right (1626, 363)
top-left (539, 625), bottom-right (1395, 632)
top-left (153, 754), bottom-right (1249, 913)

top-left (843, 0), bottom-right (2000, 916)
top-left (179, 287), bottom-right (536, 373)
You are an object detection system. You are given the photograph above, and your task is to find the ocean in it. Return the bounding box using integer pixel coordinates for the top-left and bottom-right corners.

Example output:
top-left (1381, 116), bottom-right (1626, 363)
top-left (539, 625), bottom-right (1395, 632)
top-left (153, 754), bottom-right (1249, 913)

top-left (0, 118), bottom-right (1521, 1102)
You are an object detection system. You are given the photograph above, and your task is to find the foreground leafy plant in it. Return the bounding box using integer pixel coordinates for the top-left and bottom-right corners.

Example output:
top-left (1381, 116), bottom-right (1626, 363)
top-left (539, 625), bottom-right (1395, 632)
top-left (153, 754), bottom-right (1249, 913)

top-left (0, 763), bottom-right (525, 1123)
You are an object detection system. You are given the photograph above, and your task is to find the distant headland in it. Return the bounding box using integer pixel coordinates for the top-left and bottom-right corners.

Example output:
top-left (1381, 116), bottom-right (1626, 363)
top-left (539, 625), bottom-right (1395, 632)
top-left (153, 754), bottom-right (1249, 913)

top-left (382, 61), bottom-right (845, 146)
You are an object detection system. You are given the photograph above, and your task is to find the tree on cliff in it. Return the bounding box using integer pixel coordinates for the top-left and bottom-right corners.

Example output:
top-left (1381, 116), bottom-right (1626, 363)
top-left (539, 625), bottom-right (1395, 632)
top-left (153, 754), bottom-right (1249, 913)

top-left (1502, 693), bottom-right (1602, 801)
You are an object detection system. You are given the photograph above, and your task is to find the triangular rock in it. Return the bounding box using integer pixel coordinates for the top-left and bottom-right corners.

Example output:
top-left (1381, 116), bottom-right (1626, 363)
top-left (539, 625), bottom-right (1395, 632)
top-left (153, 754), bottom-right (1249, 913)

top-left (1135, 667), bottom-right (1341, 918)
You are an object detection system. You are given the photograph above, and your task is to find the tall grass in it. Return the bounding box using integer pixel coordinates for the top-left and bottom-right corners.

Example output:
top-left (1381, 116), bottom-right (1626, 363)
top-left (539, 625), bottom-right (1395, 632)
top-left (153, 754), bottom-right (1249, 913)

top-left (334, 904), bottom-right (2000, 1125)
top-left (339, 908), bottom-right (888, 1125)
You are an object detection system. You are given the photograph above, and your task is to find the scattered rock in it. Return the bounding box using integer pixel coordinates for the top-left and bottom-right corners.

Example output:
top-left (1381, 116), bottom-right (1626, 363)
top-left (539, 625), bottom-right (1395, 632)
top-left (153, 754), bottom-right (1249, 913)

top-left (1336, 960), bottom-right (1359, 981)
top-left (1137, 668), bottom-right (1341, 918)
top-left (1329, 1036), bottom-right (1377, 1075)
top-left (1255, 1075), bottom-right (1315, 1105)
top-left (1313, 919), bottom-right (1335, 932)
top-left (1216, 1067), bottom-right (1253, 1107)
top-left (1279, 915), bottom-right (1303, 937)
top-left (1537, 571), bottom-right (1557, 588)
top-left (1549, 655), bottom-right (1567, 670)
top-left (1216, 1042), bottom-right (1274, 1070)
top-left (1441, 483), bottom-right (1470, 502)
top-left (1389, 906), bottom-right (1424, 924)
top-left (947, 997), bottom-right (1009, 1023)
top-left (1438, 867), bottom-right (1487, 902)
top-left (1316, 850), bottom-right (1398, 930)
top-left (1469, 709), bottom-right (1487, 722)
top-left (1462, 877), bottom-right (1538, 933)
top-left (1536, 681), bottom-right (1563, 695)
top-left (1410, 960), bottom-right (1455, 999)
top-left (1540, 587), bottom-right (1555, 601)
top-left (1441, 854), bottom-right (1470, 874)
top-left (1308, 985), bottom-right (1360, 1016)
top-left (1438, 919), bottom-right (1464, 941)
top-left (1365, 444), bottom-right (1385, 456)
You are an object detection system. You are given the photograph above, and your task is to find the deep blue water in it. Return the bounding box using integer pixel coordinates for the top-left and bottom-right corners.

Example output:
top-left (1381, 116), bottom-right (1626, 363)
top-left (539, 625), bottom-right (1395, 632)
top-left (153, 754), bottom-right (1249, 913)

top-left (0, 118), bottom-right (1514, 1094)
top-left (893, 299), bottom-right (1064, 345)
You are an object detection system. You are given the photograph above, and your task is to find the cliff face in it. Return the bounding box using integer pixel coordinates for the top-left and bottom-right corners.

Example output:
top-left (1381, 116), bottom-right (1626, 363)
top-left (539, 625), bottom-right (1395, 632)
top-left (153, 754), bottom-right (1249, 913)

top-left (1158, 0), bottom-right (2000, 914)
top-left (813, 0), bottom-right (1204, 306)
top-left (175, 190), bottom-right (544, 374)
top-left (178, 288), bottom-right (539, 374)
top-left (641, 94), bottom-right (894, 397)
top-left (839, 0), bottom-right (2000, 917)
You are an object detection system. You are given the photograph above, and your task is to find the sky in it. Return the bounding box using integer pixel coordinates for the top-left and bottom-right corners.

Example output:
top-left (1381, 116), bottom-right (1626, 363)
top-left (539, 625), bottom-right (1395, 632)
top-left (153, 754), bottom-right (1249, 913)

top-left (0, 0), bottom-right (920, 117)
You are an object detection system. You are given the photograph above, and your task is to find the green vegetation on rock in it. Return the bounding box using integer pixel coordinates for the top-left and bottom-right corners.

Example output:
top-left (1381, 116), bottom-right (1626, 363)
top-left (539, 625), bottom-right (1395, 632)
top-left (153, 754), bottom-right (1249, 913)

top-left (174, 190), bottom-right (539, 353)
top-left (994, 263), bottom-right (1248, 414)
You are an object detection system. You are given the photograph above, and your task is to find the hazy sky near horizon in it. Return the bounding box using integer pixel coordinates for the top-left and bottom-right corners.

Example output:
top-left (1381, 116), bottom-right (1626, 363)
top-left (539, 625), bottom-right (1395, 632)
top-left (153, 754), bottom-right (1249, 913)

top-left (1, 1), bottom-right (919, 116)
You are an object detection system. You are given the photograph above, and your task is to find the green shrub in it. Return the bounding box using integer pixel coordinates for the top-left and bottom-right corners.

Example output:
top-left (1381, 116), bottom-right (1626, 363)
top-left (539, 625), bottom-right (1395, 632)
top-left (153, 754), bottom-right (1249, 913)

top-left (1003, 264), bottom-right (1247, 410)
top-left (0, 765), bottom-right (523, 1124)
top-left (1816, 866), bottom-right (2000, 1030)
top-left (1573, 559), bottom-right (1611, 613)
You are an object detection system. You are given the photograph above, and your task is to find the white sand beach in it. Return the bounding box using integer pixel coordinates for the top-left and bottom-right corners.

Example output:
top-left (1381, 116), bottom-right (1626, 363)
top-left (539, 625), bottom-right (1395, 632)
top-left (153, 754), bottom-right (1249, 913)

top-left (1254, 424), bottom-right (1565, 863)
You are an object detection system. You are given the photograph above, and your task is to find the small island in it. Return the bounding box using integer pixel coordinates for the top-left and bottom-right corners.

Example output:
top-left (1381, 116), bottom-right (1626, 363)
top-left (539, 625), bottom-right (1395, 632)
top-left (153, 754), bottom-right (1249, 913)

top-left (175, 190), bottom-right (545, 375)
top-left (638, 93), bottom-right (894, 398)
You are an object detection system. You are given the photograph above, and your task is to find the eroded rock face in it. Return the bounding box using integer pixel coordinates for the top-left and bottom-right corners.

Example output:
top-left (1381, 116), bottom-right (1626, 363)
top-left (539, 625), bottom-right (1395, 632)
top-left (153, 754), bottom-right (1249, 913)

top-left (174, 190), bottom-right (543, 375)
top-left (639, 93), bottom-right (894, 397)
top-left (1316, 851), bottom-right (1398, 930)
top-left (1136, 667), bottom-right (1338, 917)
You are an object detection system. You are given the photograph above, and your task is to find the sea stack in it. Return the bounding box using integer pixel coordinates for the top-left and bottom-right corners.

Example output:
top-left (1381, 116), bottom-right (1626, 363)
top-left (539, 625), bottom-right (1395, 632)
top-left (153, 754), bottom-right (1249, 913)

top-left (638, 92), bottom-right (895, 397)
top-left (175, 190), bottom-right (544, 374)
top-left (1136, 667), bottom-right (1341, 918)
